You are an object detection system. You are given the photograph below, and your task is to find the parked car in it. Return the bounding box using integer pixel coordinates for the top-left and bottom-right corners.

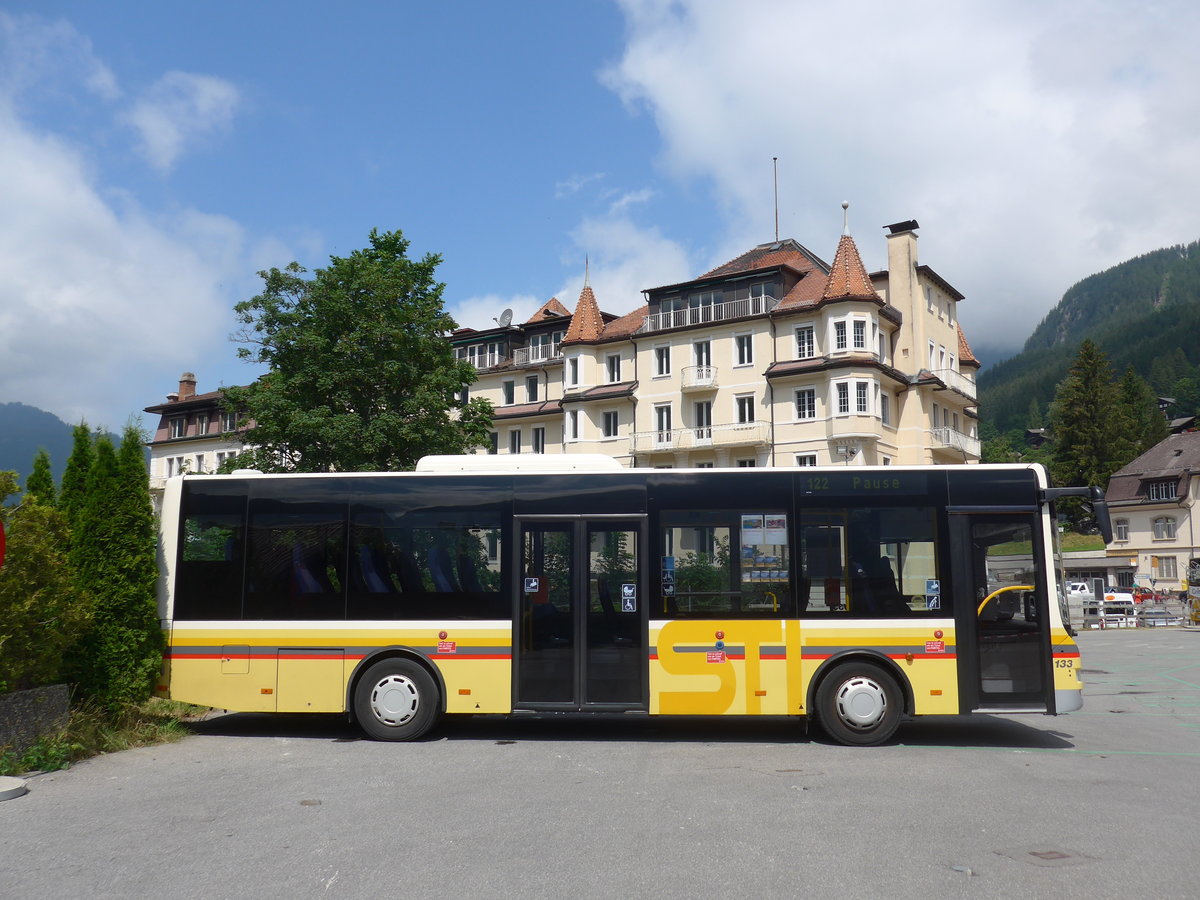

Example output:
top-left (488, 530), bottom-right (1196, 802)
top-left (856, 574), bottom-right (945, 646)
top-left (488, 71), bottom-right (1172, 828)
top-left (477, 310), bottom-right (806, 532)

top-left (1068, 582), bottom-right (1094, 601)
top-left (1137, 607), bottom-right (1183, 627)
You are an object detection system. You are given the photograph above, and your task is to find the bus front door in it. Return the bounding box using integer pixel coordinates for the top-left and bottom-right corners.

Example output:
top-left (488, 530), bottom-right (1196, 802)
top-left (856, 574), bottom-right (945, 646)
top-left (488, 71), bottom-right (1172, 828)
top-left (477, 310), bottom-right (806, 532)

top-left (950, 513), bottom-right (1054, 713)
top-left (515, 518), bottom-right (646, 710)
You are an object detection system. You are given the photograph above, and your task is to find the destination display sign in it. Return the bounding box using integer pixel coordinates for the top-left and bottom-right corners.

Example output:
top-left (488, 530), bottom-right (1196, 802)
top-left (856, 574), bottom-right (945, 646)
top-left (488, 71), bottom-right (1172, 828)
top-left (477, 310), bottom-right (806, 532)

top-left (797, 472), bottom-right (932, 496)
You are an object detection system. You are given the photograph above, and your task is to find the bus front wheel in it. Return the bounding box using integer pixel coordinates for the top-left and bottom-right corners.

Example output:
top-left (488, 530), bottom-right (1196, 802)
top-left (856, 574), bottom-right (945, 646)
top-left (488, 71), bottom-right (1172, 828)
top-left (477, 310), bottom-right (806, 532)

top-left (354, 658), bottom-right (440, 741)
top-left (815, 661), bottom-right (902, 746)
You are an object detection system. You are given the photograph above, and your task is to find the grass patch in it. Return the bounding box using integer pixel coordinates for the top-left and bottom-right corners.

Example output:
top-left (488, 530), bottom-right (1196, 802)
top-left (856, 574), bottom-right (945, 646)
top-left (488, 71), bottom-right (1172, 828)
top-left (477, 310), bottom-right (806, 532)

top-left (989, 531), bottom-right (1106, 557)
top-left (0, 697), bottom-right (208, 777)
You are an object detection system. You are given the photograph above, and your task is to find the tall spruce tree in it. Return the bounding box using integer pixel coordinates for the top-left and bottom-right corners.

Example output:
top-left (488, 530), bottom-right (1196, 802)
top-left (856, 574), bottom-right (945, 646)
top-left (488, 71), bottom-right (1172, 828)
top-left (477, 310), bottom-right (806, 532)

top-left (24, 448), bottom-right (56, 506)
top-left (59, 422), bottom-right (94, 528)
top-left (1117, 366), bottom-right (1168, 455)
top-left (1049, 340), bottom-right (1135, 497)
top-left (67, 429), bottom-right (162, 710)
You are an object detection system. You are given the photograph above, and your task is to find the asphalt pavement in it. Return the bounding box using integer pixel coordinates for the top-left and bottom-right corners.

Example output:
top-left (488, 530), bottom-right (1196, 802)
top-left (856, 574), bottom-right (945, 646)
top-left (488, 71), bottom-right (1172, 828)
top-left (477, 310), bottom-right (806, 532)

top-left (3, 628), bottom-right (1198, 899)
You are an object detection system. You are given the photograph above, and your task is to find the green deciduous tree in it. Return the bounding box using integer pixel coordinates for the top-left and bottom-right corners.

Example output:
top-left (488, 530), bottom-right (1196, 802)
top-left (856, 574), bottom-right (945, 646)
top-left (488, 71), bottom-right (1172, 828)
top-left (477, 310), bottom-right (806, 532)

top-left (66, 427), bottom-right (162, 710)
top-left (223, 228), bottom-right (494, 472)
top-left (24, 448), bottom-right (56, 507)
top-left (0, 472), bottom-right (88, 693)
top-left (1049, 340), bottom-right (1136, 508)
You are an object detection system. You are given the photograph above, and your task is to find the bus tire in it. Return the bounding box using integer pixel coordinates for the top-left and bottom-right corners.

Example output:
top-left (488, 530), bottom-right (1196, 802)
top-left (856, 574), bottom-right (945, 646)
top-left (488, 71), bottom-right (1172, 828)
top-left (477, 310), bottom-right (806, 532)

top-left (815, 660), bottom-right (902, 746)
top-left (353, 658), bottom-right (440, 741)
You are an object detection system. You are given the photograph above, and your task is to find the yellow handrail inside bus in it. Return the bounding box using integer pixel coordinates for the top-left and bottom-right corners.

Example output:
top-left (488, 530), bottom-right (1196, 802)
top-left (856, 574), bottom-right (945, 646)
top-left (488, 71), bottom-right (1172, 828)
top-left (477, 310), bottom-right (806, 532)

top-left (766, 591), bottom-right (777, 613)
top-left (977, 584), bottom-right (1034, 616)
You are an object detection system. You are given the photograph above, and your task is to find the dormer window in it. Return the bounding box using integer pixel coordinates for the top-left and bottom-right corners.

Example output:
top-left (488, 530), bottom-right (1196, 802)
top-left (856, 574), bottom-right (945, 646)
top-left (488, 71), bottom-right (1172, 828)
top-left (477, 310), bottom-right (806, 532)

top-left (169, 417), bottom-right (185, 439)
top-left (1147, 481), bottom-right (1178, 501)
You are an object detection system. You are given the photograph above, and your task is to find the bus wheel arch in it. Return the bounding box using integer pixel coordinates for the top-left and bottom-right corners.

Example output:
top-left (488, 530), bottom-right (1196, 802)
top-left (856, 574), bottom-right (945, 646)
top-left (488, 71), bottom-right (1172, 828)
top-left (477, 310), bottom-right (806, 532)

top-left (809, 652), bottom-right (910, 746)
top-left (347, 648), bottom-right (444, 741)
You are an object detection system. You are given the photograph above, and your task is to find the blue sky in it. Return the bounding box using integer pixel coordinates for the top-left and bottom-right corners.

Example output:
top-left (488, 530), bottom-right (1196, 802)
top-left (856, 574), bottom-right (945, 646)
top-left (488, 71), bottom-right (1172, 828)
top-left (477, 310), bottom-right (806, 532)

top-left (3, 1), bottom-right (1199, 431)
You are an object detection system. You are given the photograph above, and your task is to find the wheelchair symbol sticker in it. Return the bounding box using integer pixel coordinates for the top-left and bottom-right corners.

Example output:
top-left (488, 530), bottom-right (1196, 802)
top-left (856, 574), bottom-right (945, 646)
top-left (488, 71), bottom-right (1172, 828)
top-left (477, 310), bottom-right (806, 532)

top-left (524, 577), bottom-right (540, 593)
top-left (621, 583), bottom-right (637, 612)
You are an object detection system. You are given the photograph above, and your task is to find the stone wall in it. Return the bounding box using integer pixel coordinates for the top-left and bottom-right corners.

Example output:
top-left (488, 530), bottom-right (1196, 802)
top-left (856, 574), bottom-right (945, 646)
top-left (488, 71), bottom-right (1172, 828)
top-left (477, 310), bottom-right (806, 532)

top-left (0, 685), bottom-right (70, 756)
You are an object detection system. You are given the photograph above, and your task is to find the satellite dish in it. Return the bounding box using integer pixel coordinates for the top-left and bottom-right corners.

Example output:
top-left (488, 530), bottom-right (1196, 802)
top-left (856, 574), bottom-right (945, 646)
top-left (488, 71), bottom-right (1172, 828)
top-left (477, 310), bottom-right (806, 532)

top-left (497, 308), bottom-right (513, 327)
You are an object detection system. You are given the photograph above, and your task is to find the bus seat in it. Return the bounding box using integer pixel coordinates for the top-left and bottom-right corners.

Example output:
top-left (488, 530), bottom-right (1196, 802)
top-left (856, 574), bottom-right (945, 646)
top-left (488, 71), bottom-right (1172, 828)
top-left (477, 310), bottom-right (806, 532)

top-left (357, 545), bottom-right (393, 593)
top-left (291, 543), bottom-right (327, 594)
top-left (428, 546), bottom-right (459, 592)
top-left (457, 553), bottom-right (484, 593)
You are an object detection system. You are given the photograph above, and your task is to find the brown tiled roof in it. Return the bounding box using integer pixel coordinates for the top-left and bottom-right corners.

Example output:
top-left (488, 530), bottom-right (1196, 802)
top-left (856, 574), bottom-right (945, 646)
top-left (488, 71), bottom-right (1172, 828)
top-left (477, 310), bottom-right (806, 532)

top-left (563, 285), bottom-right (605, 344)
top-left (144, 389), bottom-right (230, 414)
top-left (490, 400), bottom-right (562, 421)
top-left (1106, 432), bottom-right (1200, 503)
top-left (700, 239), bottom-right (826, 280)
top-left (599, 304), bottom-right (648, 340)
top-left (773, 272), bottom-right (827, 311)
top-left (562, 382), bottom-right (638, 404)
top-left (823, 234), bottom-right (879, 302)
top-left (957, 326), bottom-right (980, 368)
top-left (524, 297), bottom-right (572, 324)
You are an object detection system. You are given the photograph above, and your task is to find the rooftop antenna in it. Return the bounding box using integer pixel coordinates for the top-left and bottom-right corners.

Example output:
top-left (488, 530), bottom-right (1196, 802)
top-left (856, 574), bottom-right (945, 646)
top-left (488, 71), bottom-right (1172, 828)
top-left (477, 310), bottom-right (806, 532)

top-left (584, 254), bottom-right (590, 288)
top-left (842, 200), bottom-right (850, 235)
top-left (494, 308), bottom-right (513, 327)
top-left (773, 157), bottom-right (779, 241)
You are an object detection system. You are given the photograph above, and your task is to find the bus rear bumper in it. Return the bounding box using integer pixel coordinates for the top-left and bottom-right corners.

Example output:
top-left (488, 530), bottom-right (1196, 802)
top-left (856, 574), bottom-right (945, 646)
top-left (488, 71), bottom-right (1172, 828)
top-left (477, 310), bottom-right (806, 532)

top-left (1055, 688), bottom-right (1083, 713)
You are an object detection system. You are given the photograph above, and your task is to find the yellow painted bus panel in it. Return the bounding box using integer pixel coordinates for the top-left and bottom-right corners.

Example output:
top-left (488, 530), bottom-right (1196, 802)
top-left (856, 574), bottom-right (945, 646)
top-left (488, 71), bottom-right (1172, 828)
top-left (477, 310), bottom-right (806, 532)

top-left (169, 656), bottom-right (279, 712)
top-left (434, 658), bottom-right (513, 714)
top-left (276, 655), bottom-right (346, 712)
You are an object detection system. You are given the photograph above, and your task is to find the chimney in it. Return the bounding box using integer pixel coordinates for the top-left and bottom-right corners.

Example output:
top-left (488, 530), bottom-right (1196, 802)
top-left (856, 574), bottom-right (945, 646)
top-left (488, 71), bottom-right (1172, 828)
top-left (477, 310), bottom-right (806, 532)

top-left (178, 372), bottom-right (197, 401)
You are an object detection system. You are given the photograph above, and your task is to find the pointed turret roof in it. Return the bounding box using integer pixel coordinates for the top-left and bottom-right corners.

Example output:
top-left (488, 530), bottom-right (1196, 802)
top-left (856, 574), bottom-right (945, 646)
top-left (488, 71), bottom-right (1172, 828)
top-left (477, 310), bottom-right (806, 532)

top-left (823, 232), bottom-right (880, 302)
top-left (956, 325), bottom-right (980, 368)
top-left (524, 296), bottom-right (571, 324)
top-left (562, 284), bottom-right (605, 344)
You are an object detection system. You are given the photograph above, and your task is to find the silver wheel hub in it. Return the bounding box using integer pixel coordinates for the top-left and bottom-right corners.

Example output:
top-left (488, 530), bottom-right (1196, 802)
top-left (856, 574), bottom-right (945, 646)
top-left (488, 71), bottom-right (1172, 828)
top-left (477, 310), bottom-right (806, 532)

top-left (369, 674), bottom-right (420, 727)
top-left (833, 675), bottom-right (887, 730)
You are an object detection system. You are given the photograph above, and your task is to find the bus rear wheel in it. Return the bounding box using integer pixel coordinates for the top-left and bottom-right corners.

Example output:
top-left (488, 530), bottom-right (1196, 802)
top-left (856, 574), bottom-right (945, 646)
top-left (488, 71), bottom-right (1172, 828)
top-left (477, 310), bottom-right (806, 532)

top-left (354, 658), bottom-right (439, 741)
top-left (816, 661), bottom-right (902, 746)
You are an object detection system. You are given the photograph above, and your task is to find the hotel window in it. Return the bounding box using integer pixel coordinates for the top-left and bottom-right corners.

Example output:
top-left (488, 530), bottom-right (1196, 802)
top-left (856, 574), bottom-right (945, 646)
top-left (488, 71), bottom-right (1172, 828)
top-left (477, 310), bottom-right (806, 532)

top-left (928, 341), bottom-right (936, 369)
top-left (568, 411), bottom-right (580, 441)
top-left (880, 392), bottom-right (891, 426)
top-left (736, 394), bottom-right (755, 424)
top-left (567, 358), bottom-right (579, 387)
top-left (853, 320), bottom-right (866, 349)
top-left (735, 334), bottom-right (753, 366)
top-left (693, 340), bottom-right (711, 367)
top-left (835, 322), bottom-right (847, 351)
top-left (655, 404), bottom-right (672, 440)
top-left (694, 401), bottom-right (712, 438)
top-left (736, 459), bottom-right (756, 467)
top-left (487, 432), bottom-right (498, 454)
top-left (1148, 481), bottom-right (1178, 501)
top-left (795, 388), bottom-right (816, 421)
top-left (602, 411), bottom-right (619, 438)
top-left (509, 430), bottom-right (521, 454)
top-left (196, 413), bottom-right (209, 435)
top-left (836, 383), bottom-right (850, 415)
top-left (221, 411), bottom-right (238, 432)
top-left (166, 456), bottom-right (185, 477)
top-left (194, 453), bottom-right (205, 472)
top-left (169, 417), bottom-right (185, 438)
top-left (1159, 556), bottom-right (1178, 579)
top-left (795, 326), bottom-right (815, 360)
top-left (856, 382), bottom-right (869, 414)
top-left (655, 345), bottom-right (671, 376)
top-left (695, 462), bottom-right (714, 469)
top-left (532, 427), bottom-right (546, 454)
top-left (795, 453), bottom-right (817, 467)
top-left (1152, 516), bottom-right (1177, 540)
top-left (502, 380), bottom-right (515, 405)
top-left (459, 387), bottom-right (469, 405)
top-left (1114, 519), bottom-right (1129, 541)
top-left (526, 376), bottom-right (539, 403)
top-left (606, 354), bottom-right (621, 383)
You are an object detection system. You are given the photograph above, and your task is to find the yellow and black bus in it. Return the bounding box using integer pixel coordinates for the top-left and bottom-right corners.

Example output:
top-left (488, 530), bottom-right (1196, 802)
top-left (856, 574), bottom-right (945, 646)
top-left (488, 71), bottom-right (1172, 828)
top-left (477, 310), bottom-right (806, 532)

top-left (155, 456), bottom-right (1110, 746)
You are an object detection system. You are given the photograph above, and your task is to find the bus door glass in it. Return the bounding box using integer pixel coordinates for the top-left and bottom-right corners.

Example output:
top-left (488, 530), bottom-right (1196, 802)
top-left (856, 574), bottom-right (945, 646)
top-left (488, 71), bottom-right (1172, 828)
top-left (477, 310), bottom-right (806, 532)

top-left (515, 518), bottom-right (645, 709)
top-left (951, 513), bottom-right (1052, 712)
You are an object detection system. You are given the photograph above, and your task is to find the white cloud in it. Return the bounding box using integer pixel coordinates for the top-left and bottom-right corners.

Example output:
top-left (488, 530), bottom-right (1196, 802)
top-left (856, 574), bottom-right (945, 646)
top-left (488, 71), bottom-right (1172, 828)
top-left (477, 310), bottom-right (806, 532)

top-left (0, 12), bottom-right (119, 103)
top-left (0, 103), bottom-right (252, 429)
top-left (606, 187), bottom-right (657, 215)
top-left (555, 172), bottom-right (606, 198)
top-left (606, 0), bottom-right (1200, 354)
top-left (123, 70), bottom-right (239, 172)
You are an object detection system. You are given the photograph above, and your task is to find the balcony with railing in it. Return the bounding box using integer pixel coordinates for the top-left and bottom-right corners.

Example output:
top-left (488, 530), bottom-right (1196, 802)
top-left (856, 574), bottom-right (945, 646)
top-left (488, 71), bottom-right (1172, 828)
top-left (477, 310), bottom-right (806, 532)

top-left (631, 420), bottom-right (770, 454)
top-left (930, 426), bottom-right (981, 458)
top-left (638, 295), bottom-right (778, 334)
top-left (462, 351), bottom-right (506, 370)
top-left (681, 365), bottom-right (718, 391)
top-left (512, 342), bottom-right (563, 367)
top-left (930, 367), bottom-right (977, 401)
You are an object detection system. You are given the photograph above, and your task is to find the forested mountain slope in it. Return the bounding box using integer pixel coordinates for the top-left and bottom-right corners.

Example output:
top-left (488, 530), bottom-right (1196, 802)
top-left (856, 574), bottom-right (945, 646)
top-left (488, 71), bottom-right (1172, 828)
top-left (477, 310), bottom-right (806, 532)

top-left (979, 240), bottom-right (1200, 432)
